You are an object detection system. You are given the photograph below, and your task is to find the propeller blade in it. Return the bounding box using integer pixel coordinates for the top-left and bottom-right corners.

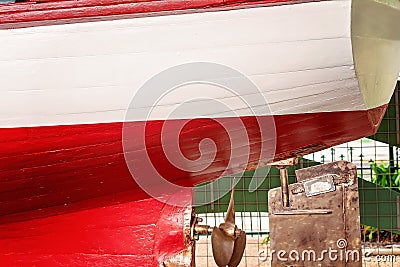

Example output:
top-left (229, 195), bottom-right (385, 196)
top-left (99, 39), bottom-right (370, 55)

top-left (228, 230), bottom-right (246, 267)
top-left (211, 226), bottom-right (235, 267)
top-left (225, 189), bottom-right (235, 224)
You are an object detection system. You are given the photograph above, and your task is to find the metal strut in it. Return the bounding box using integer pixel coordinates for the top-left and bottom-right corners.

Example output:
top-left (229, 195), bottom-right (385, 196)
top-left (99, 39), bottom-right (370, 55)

top-left (268, 158), bottom-right (298, 208)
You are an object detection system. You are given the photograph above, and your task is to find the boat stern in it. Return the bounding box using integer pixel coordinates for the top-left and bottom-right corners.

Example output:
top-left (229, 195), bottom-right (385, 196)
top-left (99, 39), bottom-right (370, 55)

top-left (352, 0), bottom-right (400, 112)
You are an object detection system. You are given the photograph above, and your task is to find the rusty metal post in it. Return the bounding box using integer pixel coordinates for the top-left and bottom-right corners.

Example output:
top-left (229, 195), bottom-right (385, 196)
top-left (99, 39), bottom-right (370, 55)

top-left (268, 158), bottom-right (297, 208)
top-left (279, 167), bottom-right (290, 207)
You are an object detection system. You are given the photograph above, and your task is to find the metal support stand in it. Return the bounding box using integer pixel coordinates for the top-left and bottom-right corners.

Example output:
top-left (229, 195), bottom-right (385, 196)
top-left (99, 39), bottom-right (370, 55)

top-left (268, 158), bottom-right (297, 208)
top-left (268, 161), bottom-right (362, 267)
top-left (279, 167), bottom-right (290, 207)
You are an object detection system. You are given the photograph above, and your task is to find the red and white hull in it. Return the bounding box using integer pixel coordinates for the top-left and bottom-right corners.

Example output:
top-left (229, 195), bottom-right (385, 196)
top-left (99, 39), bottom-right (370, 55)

top-left (1, 0), bottom-right (400, 266)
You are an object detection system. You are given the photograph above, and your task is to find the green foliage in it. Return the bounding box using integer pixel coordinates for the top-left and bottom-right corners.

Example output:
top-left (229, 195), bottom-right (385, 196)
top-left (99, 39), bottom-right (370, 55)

top-left (370, 162), bottom-right (400, 192)
top-left (261, 233), bottom-right (270, 245)
top-left (362, 224), bottom-right (400, 243)
top-left (362, 225), bottom-right (379, 242)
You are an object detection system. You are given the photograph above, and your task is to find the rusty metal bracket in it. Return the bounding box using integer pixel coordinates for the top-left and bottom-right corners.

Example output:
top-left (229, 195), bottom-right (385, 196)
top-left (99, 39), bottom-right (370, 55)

top-left (268, 157), bottom-right (298, 207)
top-left (267, 157), bottom-right (298, 167)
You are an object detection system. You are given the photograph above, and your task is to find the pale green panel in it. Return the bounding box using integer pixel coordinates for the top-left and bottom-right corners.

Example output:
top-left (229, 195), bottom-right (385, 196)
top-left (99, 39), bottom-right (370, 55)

top-left (352, 0), bottom-right (400, 109)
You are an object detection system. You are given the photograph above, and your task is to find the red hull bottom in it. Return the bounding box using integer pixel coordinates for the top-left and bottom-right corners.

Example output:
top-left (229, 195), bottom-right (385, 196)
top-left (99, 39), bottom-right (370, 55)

top-left (0, 106), bottom-right (386, 265)
top-left (0, 189), bottom-right (192, 266)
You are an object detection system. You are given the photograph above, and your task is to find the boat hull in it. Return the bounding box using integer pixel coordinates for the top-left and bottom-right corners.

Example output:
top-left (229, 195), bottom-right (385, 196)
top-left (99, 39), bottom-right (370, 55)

top-left (0, 106), bottom-right (387, 218)
top-left (1, 0), bottom-right (400, 265)
top-left (0, 189), bottom-right (192, 266)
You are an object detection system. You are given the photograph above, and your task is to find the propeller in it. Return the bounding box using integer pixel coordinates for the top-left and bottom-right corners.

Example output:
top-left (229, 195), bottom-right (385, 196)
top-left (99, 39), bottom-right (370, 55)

top-left (211, 188), bottom-right (246, 267)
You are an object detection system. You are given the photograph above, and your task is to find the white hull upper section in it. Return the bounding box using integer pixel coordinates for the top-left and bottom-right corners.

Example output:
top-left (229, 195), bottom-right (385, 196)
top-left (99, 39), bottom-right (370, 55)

top-left (0, 0), bottom-right (388, 128)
